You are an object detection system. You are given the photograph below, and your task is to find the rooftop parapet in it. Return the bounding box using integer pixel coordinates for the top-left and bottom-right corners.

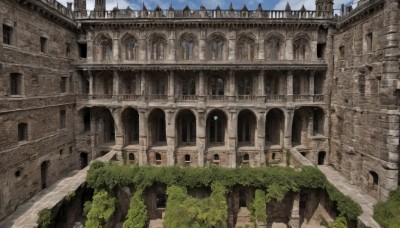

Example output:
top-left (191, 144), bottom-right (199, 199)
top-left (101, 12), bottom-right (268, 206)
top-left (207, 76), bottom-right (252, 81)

top-left (38, 0), bottom-right (74, 19)
top-left (74, 7), bottom-right (333, 20)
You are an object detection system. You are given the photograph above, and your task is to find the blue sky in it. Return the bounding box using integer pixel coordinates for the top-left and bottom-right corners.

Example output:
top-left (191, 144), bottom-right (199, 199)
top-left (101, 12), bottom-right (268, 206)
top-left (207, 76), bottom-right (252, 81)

top-left (58, 0), bottom-right (356, 11)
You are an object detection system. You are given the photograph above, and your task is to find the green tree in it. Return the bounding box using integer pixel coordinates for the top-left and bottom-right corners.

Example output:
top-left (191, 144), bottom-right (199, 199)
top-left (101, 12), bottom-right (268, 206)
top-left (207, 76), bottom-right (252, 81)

top-left (85, 190), bottom-right (117, 228)
top-left (123, 189), bottom-right (147, 228)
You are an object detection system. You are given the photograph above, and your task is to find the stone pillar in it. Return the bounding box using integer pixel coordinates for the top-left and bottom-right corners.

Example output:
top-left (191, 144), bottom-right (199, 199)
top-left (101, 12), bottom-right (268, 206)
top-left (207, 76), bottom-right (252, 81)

top-left (257, 70), bottom-right (265, 102)
top-left (112, 35), bottom-right (119, 61)
top-left (287, 71), bottom-right (294, 103)
top-left (111, 108), bottom-right (123, 162)
top-left (87, 31), bottom-right (94, 63)
top-left (228, 109), bottom-right (238, 168)
top-left (139, 35), bottom-right (146, 62)
top-left (289, 193), bottom-right (300, 228)
top-left (168, 70), bottom-right (175, 103)
top-left (228, 70), bottom-right (236, 101)
top-left (228, 38), bottom-right (236, 62)
top-left (90, 113), bottom-right (97, 159)
top-left (257, 111), bottom-right (266, 166)
top-left (166, 109), bottom-right (176, 166)
top-left (198, 70), bottom-right (206, 103)
top-left (199, 30), bottom-right (206, 60)
top-left (140, 71), bottom-right (147, 102)
top-left (89, 71), bottom-right (94, 95)
top-left (258, 38), bottom-right (265, 60)
top-left (284, 108), bottom-right (294, 147)
top-left (286, 38), bottom-right (293, 61)
top-left (309, 71), bottom-right (315, 102)
top-left (310, 39), bottom-right (318, 61)
top-left (139, 109), bottom-right (148, 165)
top-left (197, 110), bottom-right (206, 167)
top-left (168, 31), bottom-right (176, 61)
top-left (113, 71), bottom-right (120, 95)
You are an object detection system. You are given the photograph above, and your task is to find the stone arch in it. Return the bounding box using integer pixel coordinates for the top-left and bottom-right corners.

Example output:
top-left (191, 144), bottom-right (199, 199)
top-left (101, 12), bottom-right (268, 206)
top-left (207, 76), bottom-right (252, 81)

top-left (293, 34), bottom-right (311, 61)
top-left (206, 109), bottom-right (228, 145)
top-left (77, 107), bottom-right (91, 134)
top-left (265, 108), bottom-right (285, 146)
top-left (122, 107), bottom-right (139, 145)
top-left (93, 33), bottom-right (112, 61)
top-left (237, 109), bottom-right (257, 146)
top-left (312, 107), bottom-right (325, 136)
top-left (236, 33), bottom-right (256, 61)
top-left (318, 151), bottom-right (326, 165)
top-left (148, 108), bottom-right (166, 145)
top-left (93, 70), bottom-right (113, 94)
top-left (121, 33), bottom-right (138, 61)
top-left (292, 107), bottom-right (311, 146)
top-left (368, 170), bottom-right (379, 192)
top-left (265, 32), bottom-right (286, 61)
top-left (92, 106), bottom-right (115, 145)
top-left (206, 32), bottom-right (228, 61)
top-left (175, 109), bottom-right (197, 146)
top-left (178, 32), bottom-right (198, 60)
top-left (148, 32), bottom-right (168, 60)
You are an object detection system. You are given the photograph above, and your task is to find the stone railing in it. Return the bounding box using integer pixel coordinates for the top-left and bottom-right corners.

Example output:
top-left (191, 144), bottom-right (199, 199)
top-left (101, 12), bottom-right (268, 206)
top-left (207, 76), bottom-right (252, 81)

top-left (236, 95), bottom-right (257, 102)
top-left (75, 9), bottom-right (333, 20)
top-left (176, 95), bottom-right (197, 101)
top-left (39, 0), bottom-right (73, 18)
top-left (207, 95), bottom-right (228, 101)
top-left (265, 95), bottom-right (286, 102)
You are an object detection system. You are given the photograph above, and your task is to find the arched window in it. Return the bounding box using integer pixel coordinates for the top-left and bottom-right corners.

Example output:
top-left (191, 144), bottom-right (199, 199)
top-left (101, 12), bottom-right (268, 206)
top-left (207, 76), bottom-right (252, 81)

top-left (209, 76), bottom-right (224, 96)
top-left (185, 154), bottom-right (191, 162)
top-left (266, 36), bottom-right (283, 61)
top-left (155, 153), bottom-right (162, 161)
top-left (293, 36), bottom-right (309, 61)
top-left (214, 154), bottom-right (220, 161)
top-left (129, 153), bottom-right (135, 161)
top-left (210, 37), bottom-right (224, 60)
top-left (151, 37), bottom-right (165, 60)
top-left (243, 153), bottom-right (249, 162)
top-left (123, 37), bottom-right (137, 60)
top-left (178, 111), bottom-right (196, 144)
top-left (149, 109), bottom-right (166, 145)
top-left (237, 36), bottom-right (255, 61)
top-left (181, 40), bottom-right (194, 60)
top-left (96, 35), bottom-right (112, 61)
top-left (238, 110), bottom-right (256, 145)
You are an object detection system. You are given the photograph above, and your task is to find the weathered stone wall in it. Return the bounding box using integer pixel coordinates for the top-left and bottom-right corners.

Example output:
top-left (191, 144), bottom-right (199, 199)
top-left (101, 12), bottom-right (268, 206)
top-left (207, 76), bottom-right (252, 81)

top-left (0, 0), bottom-right (79, 220)
top-left (331, 0), bottom-right (400, 200)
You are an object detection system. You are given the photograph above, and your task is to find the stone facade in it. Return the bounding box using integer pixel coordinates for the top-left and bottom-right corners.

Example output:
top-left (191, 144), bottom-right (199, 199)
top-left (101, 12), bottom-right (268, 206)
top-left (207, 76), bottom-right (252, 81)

top-left (0, 0), bottom-right (399, 222)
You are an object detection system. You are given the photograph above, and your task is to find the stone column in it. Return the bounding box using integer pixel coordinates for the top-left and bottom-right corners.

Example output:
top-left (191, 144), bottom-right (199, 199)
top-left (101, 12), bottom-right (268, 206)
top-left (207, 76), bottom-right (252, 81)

top-left (289, 193), bottom-right (300, 228)
top-left (309, 71), bottom-right (315, 102)
top-left (258, 38), bottom-right (265, 60)
top-left (257, 70), bottom-right (265, 102)
top-left (166, 109), bottom-right (176, 166)
top-left (198, 70), bottom-right (206, 103)
top-left (113, 71), bottom-right (120, 95)
top-left (286, 38), bottom-right (293, 61)
top-left (228, 37), bottom-right (236, 62)
top-left (228, 109), bottom-right (238, 168)
top-left (89, 71), bottom-right (94, 95)
top-left (139, 109), bottom-right (148, 165)
top-left (168, 31), bottom-right (176, 62)
top-left (228, 70), bottom-right (236, 102)
top-left (112, 35), bottom-right (119, 61)
top-left (287, 71), bottom-right (294, 103)
top-left (111, 108), bottom-right (123, 162)
top-left (199, 30), bottom-right (206, 60)
top-left (90, 113), bottom-right (97, 159)
top-left (197, 110), bottom-right (206, 167)
top-left (257, 111), bottom-right (266, 166)
top-left (284, 108), bottom-right (294, 147)
top-left (140, 71), bottom-right (147, 102)
top-left (168, 70), bottom-right (175, 103)
top-left (87, 31), bottom-right (94, 63)
top-left (139, 34), bottom-right (146, 62)
top-left (310, 40), bottom-right (318, 61)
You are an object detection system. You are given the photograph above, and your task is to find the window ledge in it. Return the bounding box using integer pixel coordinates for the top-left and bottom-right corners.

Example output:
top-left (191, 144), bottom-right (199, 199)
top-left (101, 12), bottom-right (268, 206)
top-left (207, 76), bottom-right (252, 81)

top-left (310, 135), bottom-right (327, 140)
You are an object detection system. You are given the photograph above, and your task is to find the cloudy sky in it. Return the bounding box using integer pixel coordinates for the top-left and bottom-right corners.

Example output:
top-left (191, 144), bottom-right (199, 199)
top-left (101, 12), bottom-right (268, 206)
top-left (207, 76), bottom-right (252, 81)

top-left (58, 0), bottom-right (357, 11)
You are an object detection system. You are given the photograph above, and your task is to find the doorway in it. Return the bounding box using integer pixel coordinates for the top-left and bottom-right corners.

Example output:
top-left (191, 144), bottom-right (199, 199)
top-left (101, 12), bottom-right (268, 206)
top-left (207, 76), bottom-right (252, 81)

top-left (318, 151), bottom-right (326, 165)
top-left (80, 152), bottom-right (88, 169)
top-left (41, 161), bottom-right (49, 190)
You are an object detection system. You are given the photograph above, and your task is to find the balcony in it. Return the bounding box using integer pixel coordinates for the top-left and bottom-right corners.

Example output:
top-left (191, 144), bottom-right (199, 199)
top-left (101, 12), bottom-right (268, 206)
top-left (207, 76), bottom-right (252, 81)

top-left (293, 95), bottom-right (325, 102)
top-left (207, 95), bottom-right (228, 101)
top-left (176, 95), bottom-right (197, 101)
top-left (265, 95), bottom-right (286, 102)
top-left (236, 95), bottom-right (257, 102)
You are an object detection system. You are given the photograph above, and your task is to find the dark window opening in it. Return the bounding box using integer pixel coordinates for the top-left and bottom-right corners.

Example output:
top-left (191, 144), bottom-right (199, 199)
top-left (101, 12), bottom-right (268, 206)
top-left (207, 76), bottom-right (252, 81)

top-left (243, 153), bottom-right (249, 162)
top-left (83, 111), bottom-right (91, 132)
top-left (214, 154), bottom-right (219, 161)
top-left (155, 153), bottom-right (162, 164)
top-left (239, 189), bottom-right (247, 208)
top-left (80, 152), bottom-right (88, 169)
top-left (366, 33), bottom-right (373, 52)
top-left (18, 123), bottom-right (27, 141)
top-left (15, 170), bottom-right (21, 177)
top-left (272, 153), bottom-right (276, 160)
top-left (66, 43), bottom-right (71, 58)
top-left (69, 146), bottom-right (73, 154)
top-left (317, 43), bottom-right (326, 59)
top-left (59, 149), bottom-right (63, 155)
top-left (60, 109), bottom-right (66, 129)
top-left (185, 154), bottom-right (191, 163)
top-left (318, 151), bottom-right (326, 165)
top-left (60, 77), bottom-right (67, 93)
top-left (10, 73), bottom-right (22, 95)
top-left (78, 43), bottom-right (87, 58)
top-left (156, 188), bottom-right (166, 208)
top-left (40, 37), bottom-right (48, 53)
top-left (3, 24), bottom-right (12, 45)
top-left (129, 153), bottom-right (135, 161)
top-left (339, 46), bottom-right (345, 59)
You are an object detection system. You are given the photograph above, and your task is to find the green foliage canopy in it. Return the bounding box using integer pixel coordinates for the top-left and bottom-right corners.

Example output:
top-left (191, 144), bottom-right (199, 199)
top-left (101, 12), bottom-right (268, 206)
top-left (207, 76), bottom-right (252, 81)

top-left (84, 189), bottom-right (117, 228)
top-left (373, 188), bottom-right (400, 228)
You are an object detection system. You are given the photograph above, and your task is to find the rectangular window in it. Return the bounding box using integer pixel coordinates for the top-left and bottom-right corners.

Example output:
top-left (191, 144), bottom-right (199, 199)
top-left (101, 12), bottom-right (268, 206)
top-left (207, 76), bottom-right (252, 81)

top-left (317, 43), bottom-right (326, 59)
top-left (339, 45), bottom-right (345, 59)
top-left (10, 73), bottom-right (22, 95)
top-left (18, 123), bottom-right (27, 141)
top-left (366, 33), bottom-right (373, 52)
top-left (3, 24), bottom-right (12, 45)
top-left (40, 37), bottom-right (48, 53)
top-left (66, 43), bottom-right (71, 58)
top-left (60, 109), bottom-right (66, 129)
top-left (78, 43), bottom-right (87, 58)
top-left (60, 77), bottom-right (67, 93)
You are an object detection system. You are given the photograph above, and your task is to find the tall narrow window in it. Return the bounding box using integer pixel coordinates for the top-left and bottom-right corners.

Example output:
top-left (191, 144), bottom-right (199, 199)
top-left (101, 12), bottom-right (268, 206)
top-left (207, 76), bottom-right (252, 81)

top-left (237, 37), bottom-right (255, 61)
top-left (208, 112), bottom-right (226, 143)
top-left (366, 33), bottom-right (373, 52)
top-left (339, 45), bottom-right (345, 59)
top-left (78, 43), bottom-right (87, 58)
top-left (10, 73), bottom-right (22, 96)
top-left (209, 76), bottom-right (224, 96)
top-left (268, 37), bottom-right (282, 61)
top-left (182, 77), bottom-right (196, 95)
top-left (152, 38), bottom-right (165, 60)
top-left (60, 109), bottom-right (66, 129)
top-left (181, 40), bottom-right (194, 60)
top-left (40, 37), bottom-right (48, 53)
top-left (66, 43), bottom-right (71, 58)
top-left (181, 115), bottom-right (196, 143)
top-left (210, 38), bottom-right (224, 60)
top-left (18, 123), bottom-right (28, 141)
top-left (60, 77), bottom-right (67, 93)
top-left (237, 77), bottom-right (251, 95)
top-left (124, 37), bottom-right (137, 60)
top-left (3, 24), bottom-right (13, 45)
top-left (317, 43), bottom-right (326, 59)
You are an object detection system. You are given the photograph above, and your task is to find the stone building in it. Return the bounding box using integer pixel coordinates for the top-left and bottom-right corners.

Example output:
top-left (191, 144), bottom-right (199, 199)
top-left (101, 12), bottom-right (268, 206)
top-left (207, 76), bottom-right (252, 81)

top-left (0, 0), bottom-right (399, 222)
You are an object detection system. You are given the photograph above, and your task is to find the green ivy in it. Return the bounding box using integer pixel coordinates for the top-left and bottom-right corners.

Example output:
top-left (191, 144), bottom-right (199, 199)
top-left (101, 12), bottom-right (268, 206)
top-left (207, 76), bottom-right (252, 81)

top-left (84, 189), bottom-right (117, 228)
top-left (373, 188), bottom-right (400, 228)
top-left (86, 162), bottom-right (362, 221)
top-left (163, 182), bottom-right (228, 228)
top-left (123, 189), bottom-right (147, 228)
top-left (329, 214), bottom-right (347, 228)
top-left (251, 190), bottom-right (267, 223)
top-left (37, 208), bottom-right (52, 228)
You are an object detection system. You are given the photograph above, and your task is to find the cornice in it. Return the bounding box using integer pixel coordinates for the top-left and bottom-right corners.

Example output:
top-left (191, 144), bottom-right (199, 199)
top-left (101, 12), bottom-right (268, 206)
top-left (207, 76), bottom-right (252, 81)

top-left (74, 64), bottom-right (327, 71)
top-left (337, 0), bottom-right (385, 29)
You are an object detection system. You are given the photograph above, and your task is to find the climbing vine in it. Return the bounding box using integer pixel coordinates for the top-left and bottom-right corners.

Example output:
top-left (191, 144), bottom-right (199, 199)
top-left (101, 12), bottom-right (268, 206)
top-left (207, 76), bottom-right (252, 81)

top-left (123, 189), bottom-right (147, 228)
top-left (251, 190), bottom-right (267, 224)
top-left (329, 214), bottom-right (347, 228)
top-left (85, 162), bottom-right (362, 221)
top-left (84, 189), bottom-right (117, 228)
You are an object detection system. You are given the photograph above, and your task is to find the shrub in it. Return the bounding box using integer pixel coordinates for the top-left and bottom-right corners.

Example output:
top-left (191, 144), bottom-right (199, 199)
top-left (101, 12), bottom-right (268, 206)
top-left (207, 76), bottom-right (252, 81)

top-left (251, 190), bottom-right (267, 223)
top-left (329, 214), bottom-right (347, 228)
top-left (85, 189), bottom-right (117, 228)
top-left (123, 189), bottom-right (147, 228)
top-left (37, 208), bottom-right (52, 228)
top-left (373, 188), bottom-right (400, 228)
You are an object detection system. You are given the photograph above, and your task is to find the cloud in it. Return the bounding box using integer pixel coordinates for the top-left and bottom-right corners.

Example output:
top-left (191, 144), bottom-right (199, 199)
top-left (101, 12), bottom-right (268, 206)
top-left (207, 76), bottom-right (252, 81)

top-left (274, 0), bottom-right (355, 10)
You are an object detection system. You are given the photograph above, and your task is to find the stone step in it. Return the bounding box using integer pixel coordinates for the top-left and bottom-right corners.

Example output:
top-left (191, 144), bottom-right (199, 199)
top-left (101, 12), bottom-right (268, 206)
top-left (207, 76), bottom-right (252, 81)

top-left (148, 219), bottom-right (164, 228)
